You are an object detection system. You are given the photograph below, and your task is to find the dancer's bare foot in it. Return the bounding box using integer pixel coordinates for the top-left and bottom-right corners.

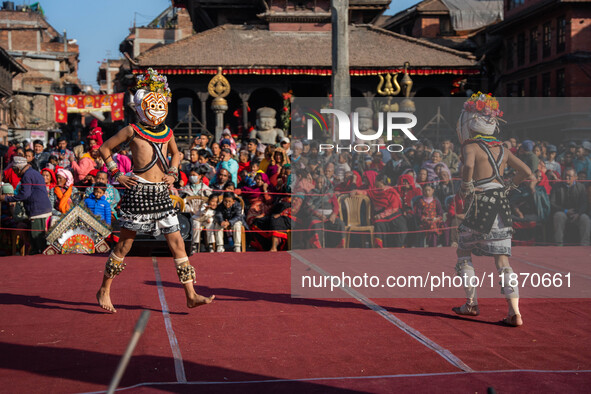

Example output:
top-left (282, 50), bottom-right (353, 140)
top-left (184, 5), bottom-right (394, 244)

top-left (96, 288), bottom-right (117, 313)
top-left (502, 313), bottom-right (523, 327)
top-left (186, 293), bottom-right (215, 308)
top-left (452, 303), bottom-right (480, 316)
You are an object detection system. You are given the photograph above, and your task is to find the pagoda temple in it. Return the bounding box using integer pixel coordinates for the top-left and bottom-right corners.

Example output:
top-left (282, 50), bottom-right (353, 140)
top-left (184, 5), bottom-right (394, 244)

top-left (127, 0), bottom-right (480, 139)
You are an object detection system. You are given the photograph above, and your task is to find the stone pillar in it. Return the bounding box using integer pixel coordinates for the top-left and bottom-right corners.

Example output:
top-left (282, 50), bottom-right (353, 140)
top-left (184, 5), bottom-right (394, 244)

top-left (197, 92), bottom-right (209, 131)
top-left (239, 92), bottom-right (251, 131)
top-left (331, 0), bottom-right (351, 139)
top-left (211, 97), bottom-right (227, 142)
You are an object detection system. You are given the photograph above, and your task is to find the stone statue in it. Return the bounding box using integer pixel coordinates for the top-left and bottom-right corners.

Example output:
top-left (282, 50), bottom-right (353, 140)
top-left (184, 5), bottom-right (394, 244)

top-left (250, 107), bottom-right (285, 145)
top-left (354, 106), bottom-right (380, 143)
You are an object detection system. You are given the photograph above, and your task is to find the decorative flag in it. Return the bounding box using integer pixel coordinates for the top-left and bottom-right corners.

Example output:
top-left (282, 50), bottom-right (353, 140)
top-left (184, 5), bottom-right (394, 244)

top-left (111, 93), bottom-right (125, 121)
top-left (53, 95), bottom-right (67, 123)
top-left (52, 93), bottom-right (126, 123)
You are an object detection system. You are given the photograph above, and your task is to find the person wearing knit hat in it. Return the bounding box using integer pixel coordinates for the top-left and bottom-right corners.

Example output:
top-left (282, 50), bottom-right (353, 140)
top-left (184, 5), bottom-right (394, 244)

top-left (452, 92), bottom-right (535, 327)
top-left (1, 155), bottom-right (52, 254)
top-left (544, 144), bottom-right (561, 176)
top-left (95, 67), bottom-right (213, 313)
top-left (518, 140), bottom-right (539, 172)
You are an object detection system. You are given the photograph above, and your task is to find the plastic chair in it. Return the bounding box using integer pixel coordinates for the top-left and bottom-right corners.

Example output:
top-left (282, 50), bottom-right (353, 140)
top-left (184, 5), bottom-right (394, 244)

top-left (338, 194), bottom-right (374, 248)
top-left (184, 195), bottom-right (208, 214)
top-left (169, 195), bottom-right (185, 212)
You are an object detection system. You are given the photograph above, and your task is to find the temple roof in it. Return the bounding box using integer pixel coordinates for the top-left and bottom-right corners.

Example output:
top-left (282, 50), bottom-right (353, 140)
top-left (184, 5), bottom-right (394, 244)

top-left (135, 24), bottom-right (477, 70)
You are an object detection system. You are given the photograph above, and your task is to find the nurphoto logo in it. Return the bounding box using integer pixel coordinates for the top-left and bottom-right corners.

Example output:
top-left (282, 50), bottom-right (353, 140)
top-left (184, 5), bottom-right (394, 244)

top-left (306, 108), bottom-right (418, 153)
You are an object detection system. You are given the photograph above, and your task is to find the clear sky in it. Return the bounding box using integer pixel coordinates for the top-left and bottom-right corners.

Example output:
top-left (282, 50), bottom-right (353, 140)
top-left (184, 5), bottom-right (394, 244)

top-left (40, 0), bottom-right (171, 88)
top-left (37, 0), bottom-right (419, 89)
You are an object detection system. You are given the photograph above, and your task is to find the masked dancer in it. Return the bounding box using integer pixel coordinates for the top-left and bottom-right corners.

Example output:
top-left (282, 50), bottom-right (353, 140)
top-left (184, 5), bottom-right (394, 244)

top-left (453, 93), bottom-right (533, 327)
top-left (96, 68), bottom-right (214, 312)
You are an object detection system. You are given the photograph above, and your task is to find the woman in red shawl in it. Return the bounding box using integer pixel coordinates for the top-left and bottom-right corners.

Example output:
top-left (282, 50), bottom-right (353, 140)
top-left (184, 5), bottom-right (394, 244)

top-left (334, 170), bottom-right (363, 193)
top-left (397, 172), bottom-right (423, 247)
top-left (41, 167), bottom-right (57, 193)
top-left (354, 170), bottom-right (407, 248)
top-left (414, 183), bottom-right (444, 247)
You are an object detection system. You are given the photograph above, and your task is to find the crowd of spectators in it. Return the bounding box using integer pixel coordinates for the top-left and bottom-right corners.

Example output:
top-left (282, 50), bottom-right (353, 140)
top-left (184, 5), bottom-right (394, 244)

top-left (1, 119), bottom-right (590, 256)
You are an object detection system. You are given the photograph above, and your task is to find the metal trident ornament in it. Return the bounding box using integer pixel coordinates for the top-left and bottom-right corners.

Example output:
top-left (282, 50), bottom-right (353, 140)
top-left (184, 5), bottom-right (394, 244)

top-left (376, 62), bottom-right (414, 112)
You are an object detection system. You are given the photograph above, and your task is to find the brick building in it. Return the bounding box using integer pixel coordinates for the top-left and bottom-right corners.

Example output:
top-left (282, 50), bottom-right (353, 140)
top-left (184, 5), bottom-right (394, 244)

top-left (97, 58), bottom-right (124, 94)
top-left (119, 6), bottom-right (193, 60)
top-left (486, 0), bottom-right (591, 97)
top-left (0, 46), bottom-right (26, 144)
top-left (377, 0), bottom-right (502, 51)
top-left (0, 2), bottom-right (81, 145)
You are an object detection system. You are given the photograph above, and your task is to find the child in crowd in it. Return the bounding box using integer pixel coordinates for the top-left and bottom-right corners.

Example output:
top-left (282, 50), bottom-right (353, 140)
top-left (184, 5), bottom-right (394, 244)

top-left (335, 152), bottom-right (351, 183)
top-left (84, 182), bottom-right (111, 225)
top-left (191, 194), bottom-right (219, 253)
top-left (237, 150), bottom-right (251, 182)
top-left (242, 158), bottom-right (261, 188)
top-left (414, 183), bottom-right (443, 247)
top-left (214, 192), bottom-right (244, 252)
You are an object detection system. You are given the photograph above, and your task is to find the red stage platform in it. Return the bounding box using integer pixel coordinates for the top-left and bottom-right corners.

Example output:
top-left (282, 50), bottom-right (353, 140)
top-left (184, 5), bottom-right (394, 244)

top-left (0, 247), bottom-right (590, 393)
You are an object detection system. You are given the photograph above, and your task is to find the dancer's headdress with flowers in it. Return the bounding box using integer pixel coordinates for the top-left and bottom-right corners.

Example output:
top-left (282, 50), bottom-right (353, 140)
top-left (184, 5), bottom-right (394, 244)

top-left (132, 68), bottom-right (172, 128)
top-left (456, 92), bottom-right (504, 144)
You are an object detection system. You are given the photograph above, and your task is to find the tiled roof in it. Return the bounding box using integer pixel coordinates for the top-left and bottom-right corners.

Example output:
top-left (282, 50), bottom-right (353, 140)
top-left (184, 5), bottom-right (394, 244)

top-left (136, 24), bottom-right (477, 69)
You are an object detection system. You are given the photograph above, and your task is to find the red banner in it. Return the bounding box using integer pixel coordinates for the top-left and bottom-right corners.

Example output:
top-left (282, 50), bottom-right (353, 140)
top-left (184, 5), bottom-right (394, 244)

top-left (53, 95), bottom-right (67, 123)
top-left (52, 93), bottom-right (126, 123)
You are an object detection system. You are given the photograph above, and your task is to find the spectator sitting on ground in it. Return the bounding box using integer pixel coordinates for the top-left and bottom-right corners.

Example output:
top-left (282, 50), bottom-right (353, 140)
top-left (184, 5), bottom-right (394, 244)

top-left (84, 182), bottom-right (111, 226)
top-left (550, 168), bottom-right (590, 246)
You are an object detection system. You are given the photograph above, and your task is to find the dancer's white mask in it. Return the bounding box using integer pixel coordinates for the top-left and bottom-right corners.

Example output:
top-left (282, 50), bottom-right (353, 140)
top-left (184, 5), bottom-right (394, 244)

top-left (133, 89), bottom-right (168, 126)
top-left (456, 110), bottom-right (497, 144)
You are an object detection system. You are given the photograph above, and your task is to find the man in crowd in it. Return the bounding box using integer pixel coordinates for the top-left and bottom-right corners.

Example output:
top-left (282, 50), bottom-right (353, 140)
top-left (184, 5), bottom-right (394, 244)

top-left (33, 139), bottom-right (50, 169)
top-left (550, 168), bottom-right (590, 246)
top-left (440, 138), bottom-right (459, 175)
top-left (52, 138), bottom-right (76, 169)
top-left (0, 156), bottom-right (52, 254)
